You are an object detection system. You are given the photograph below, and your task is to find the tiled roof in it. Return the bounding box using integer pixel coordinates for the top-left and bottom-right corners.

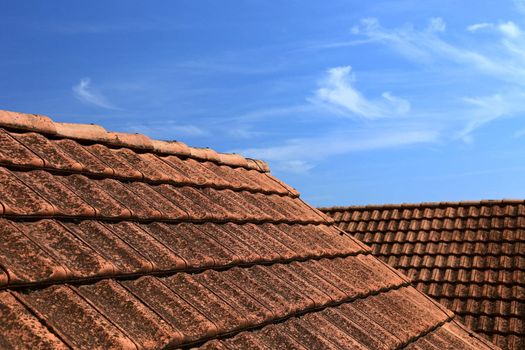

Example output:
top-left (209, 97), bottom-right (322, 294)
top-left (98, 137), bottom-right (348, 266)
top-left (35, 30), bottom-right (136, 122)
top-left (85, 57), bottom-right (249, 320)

top-left (321, 200), bottom-right (525, 350)
top-left (0, 109), bottom-right (497, 350)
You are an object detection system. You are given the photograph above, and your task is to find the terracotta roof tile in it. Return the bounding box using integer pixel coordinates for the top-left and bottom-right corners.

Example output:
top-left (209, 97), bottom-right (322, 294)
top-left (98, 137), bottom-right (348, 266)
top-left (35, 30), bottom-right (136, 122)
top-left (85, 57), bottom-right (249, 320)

top-left (0, 128), bottom-right (44, 168)
top-left (0, 167), bottom-right (55, 216)
top-left (85, 144), bottom-right (144, 180)
top-left (164, 272), bottom-right (246, 334)
top-left (9, 131), bottom-right (82, 171)
top-left (13, 170), bottom-right (96, 217)
top-left (17, 285), bottom-right (137, 349)
top-left (18, 220), bottom-right (115, 280)
top-left (104, 221), bottom-right (186, 271)
top-left (0, 109), bottom-right (494, 350)
top-left (59, 174), bottom-right (132, 218)
top-left (62, 221), bottom-right (153, 274)
top-left (0, 291), bottom-right (68, 349)
top-left (0, 219), bottom-right (66, 285)
top-left (322, 200), bottom-right (524, 349)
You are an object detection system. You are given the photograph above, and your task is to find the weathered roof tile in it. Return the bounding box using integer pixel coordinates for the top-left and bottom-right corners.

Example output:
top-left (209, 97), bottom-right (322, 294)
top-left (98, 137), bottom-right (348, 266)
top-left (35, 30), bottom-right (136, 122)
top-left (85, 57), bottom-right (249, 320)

top-left (0, 109), bottom-right (495, 350)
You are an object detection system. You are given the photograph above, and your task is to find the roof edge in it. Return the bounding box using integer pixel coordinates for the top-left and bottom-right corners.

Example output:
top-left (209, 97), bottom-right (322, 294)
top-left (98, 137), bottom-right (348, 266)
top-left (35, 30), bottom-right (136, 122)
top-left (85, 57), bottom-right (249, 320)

top-left (318, 198), bottom-right (525, 212)
top-left (0, 109), bottom-right (270, 173)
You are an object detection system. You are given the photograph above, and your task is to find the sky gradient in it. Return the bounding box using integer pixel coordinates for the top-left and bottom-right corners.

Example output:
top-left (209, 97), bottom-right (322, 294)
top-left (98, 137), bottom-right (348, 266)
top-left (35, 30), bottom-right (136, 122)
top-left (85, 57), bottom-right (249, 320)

top-left (3, 1), bottom-right (525, 206)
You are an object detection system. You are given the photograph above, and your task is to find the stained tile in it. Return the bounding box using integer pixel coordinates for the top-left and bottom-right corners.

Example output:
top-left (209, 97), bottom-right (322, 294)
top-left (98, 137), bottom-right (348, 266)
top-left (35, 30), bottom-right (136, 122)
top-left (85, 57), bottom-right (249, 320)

top-left (221, 223), bottom-right (284, 262)
top-left (122, 276), bottom-right (217, 344)
top-left (154, 185), bottom-right (226, 221)
top-left (140, 222), bottom-right (236, 269)
top-left (325, 305), bottom-right (400, 349)
top-left (103, 221), bottom-right (186, 271)
top-left (0, 291), bottom-right (68, 349)
top-left (288, 260), bottom-right (347, 303)
top-left (279, 317), bottom-right (340, 349)
top-left (248, 265), bottom-right (316, 313)
top-left (297, 312), bottom-right (369, 350)
top-left (270, 263), bottom-right (332, 308)
top-left (17, 285), bottom-right (137, 350)
top-left (63, 220), bottom-right (153, 274)
top-left (78, 280), bottom-right (181, 349)
top-left (54, 138), bottom-right (114, 176)
top-left (13, 170), bottom-right (96, 217)
top-left (0, 219), bottom-right (66, 285)
top-left (58, 174), bottom-right (132, 218)
top-left (126, 182), bottom-right (189, 220)
top-left (221, 266), bottom-right (291, 319)
top-left (254, 324), bottom-right (308, 350)
top-left (85, 144), bottom-right (143, 180)
top-left (193, 269), bottom-right (273, 326)
top-left (200, 188), bottom-right (252, 221)
top-left (221, 332), bottom-right (271, 350)
top-left (0, 129), bottom-right (44, 167)
top-left (200, 161), bottom-right (257, 192)
top-left (9, 131), bottom-right (82, 171)
top-left (114, 148), bottom-right (170, 182)
top-left (163, 273), bottom-right (246, 334)
top-left (257, 223), bottom-right (311, 258)
top-left (139, 153), bottom-right (191, 184)
top-left (18, 220), bottom-right (115, 279)
top-left (96, 178), bottom-right (162, 219)
top-left (161, 155), bottom-right (213, 186)
top-left (199, 223), bottom-right (263, 263)
top-left (0, 167), bottom-right (54, 216)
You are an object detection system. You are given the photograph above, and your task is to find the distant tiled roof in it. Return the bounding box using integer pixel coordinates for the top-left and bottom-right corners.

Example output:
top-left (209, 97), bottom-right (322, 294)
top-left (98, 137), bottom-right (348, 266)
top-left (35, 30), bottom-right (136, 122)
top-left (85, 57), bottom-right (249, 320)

top-left (321, 200), bottom-right (525, 350)
top-left (0, 109), bottom-right (497, 350)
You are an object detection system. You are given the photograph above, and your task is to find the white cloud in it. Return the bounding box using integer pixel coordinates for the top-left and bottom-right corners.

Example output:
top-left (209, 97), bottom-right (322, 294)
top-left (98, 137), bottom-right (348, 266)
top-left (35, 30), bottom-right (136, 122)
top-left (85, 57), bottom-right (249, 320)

top-left (72, 78), bottom-right (121, 110)
top-left (498, 21), bottom-right (521, 38)
top-left (352, 17), bottom-right (525, 84)
top-left (467, 21), bottom-right (522, 38)
top-left (467, 23), bottom-right (493, 32)
top-left (460, 89), bottom-right (525, 139)
top-left (238, 126), bottom-right (439, 172)
top-left (314, 66), bottom-right (410, 118)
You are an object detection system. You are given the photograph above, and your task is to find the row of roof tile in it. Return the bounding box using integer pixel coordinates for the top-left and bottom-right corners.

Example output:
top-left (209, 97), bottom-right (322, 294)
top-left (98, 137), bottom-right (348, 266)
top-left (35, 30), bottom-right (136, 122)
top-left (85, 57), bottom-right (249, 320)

top-left (354, 230), bottom-right (525, 244)
top-left (0, 168), bottom-right (324, 223)
top-left (0, 110), bottom-right (270, 172)
top-left (0, 219), bottom-right (361, 288)
top-left (368, 242), bottom-right (524, 257)
top-left (2, 255), bottom-right (411, 349)
top-left (0, 128), bottom-right (297, 196)
top-left (340, 218), bottom-right (525, 232)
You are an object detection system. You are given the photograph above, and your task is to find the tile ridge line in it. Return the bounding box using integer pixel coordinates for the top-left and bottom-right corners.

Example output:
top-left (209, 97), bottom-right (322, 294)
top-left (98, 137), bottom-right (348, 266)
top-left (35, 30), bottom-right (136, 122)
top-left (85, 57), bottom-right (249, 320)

top-left (319, 199), bottom-right (525, 211)
top-left (0, 109), bottom-right (270, 173)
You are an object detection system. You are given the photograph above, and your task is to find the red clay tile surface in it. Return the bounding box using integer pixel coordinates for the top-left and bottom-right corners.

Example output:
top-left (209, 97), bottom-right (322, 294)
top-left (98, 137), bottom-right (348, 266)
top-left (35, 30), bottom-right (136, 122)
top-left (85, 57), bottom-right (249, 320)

top-left (321, 201), bottom-right (525, 350)
top-left (0, 109), bottom-right (498, 350)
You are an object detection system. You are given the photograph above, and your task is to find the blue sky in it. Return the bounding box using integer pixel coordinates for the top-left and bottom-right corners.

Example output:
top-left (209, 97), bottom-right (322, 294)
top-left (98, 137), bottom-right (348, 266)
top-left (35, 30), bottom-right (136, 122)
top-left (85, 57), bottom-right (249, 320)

top-left (3, 1), bottom-right (525, 206)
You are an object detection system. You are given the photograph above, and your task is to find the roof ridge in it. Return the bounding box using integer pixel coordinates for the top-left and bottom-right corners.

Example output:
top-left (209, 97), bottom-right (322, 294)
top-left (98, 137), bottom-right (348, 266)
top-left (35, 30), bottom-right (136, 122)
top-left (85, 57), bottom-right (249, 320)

top-left (319, 198), bottom-right (525, 211)
top-left (0, 109), bottom-right (270, 173)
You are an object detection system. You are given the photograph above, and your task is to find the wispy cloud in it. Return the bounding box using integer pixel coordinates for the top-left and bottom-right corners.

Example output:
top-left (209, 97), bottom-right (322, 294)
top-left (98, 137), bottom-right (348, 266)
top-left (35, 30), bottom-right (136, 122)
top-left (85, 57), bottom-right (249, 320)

top-left (467, 23), bottom-right (493, 32)
top-left (72, 78), bottom-right (121, 110)
top-left (350, 17), bottom-right (525, 84)
top-left (460, 89), bottom-right (525, 139)
top-left (236, 8), bottom-right (525, 173)
top-left (314, 66), bottom-right (410, 118)
top-left (345, 16), bottom-right (525, 139)
top-left (238, 126), bottom-right (439, 173)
